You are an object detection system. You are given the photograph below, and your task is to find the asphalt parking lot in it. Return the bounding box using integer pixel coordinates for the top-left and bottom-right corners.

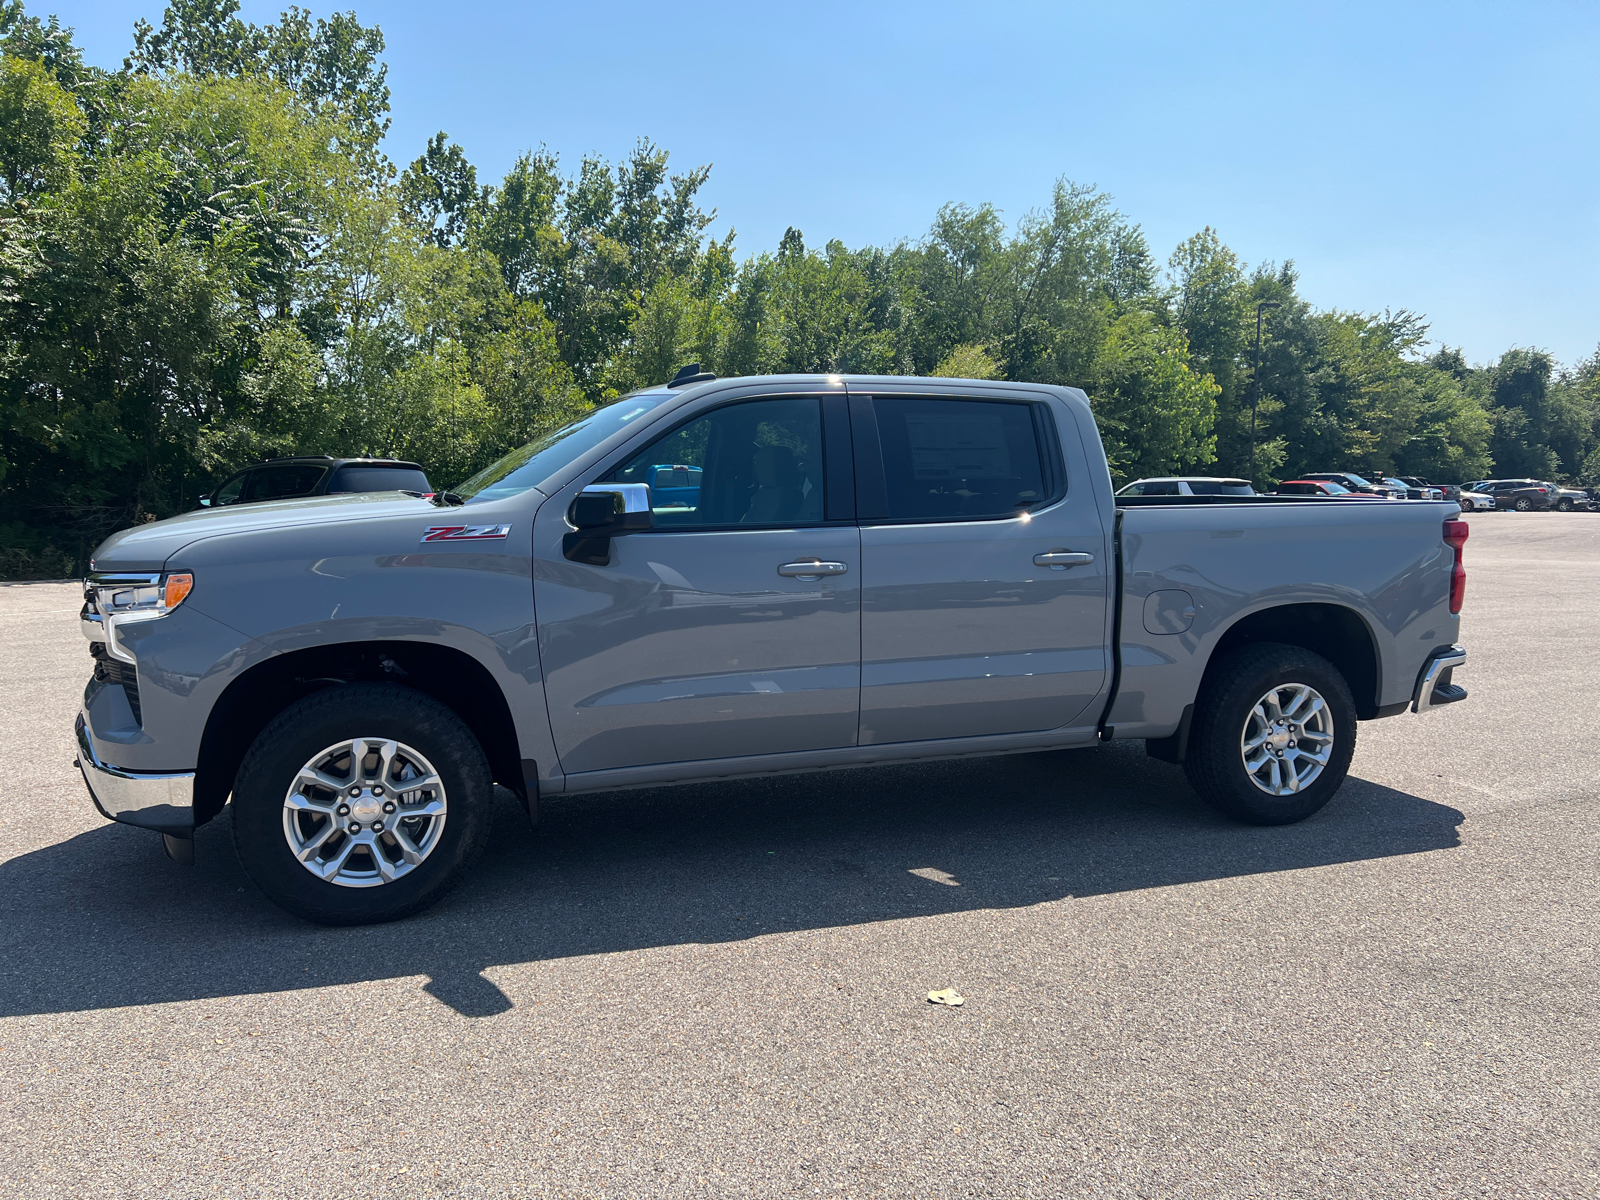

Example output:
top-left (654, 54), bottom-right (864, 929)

top-left (1, 511), bottom-right (1596, 1199)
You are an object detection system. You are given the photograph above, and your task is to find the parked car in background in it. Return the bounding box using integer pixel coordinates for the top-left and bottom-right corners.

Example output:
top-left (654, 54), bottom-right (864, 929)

top-left (1272, 480), bottom-right (1382, 498)
top-left (644, 463), bottom-right (705, 510)
top-left (1299, 472), bottom-right (1404, 499)
top-left (1481, 479), bottom-right (1554, 511)
top-left (1395, 477), bottom-right (1457, 503)
top-left (1115, 477), bottom-right (1256, 497)
top-left (1456, 488), bottom-right (1494, 513)
top-left (1543, 483), bottom-right (1593, 512)
top-left (1386, 477), bottom-right (1444, 501)
top-left (201, 457), bottom-right (432, 508)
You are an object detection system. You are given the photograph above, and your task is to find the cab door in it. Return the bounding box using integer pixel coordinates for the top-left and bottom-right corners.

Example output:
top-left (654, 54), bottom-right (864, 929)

top-left (849, 387), bottom-right (1111, 745)
top-left (533, 388), bottom-right (862, 777)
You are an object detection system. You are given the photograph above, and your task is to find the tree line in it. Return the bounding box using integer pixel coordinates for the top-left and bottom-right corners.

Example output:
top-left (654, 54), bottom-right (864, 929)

top-left (2, 0), bottom-right (1596, 577)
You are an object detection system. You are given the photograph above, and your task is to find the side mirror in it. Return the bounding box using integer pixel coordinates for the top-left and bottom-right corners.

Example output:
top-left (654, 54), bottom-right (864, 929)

top-left (563, 484), bottom-right (652, 565)
top-left (198, 496), bottom-right (211, 507)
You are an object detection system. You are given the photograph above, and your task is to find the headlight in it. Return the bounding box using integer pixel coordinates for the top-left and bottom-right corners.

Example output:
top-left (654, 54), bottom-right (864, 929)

top-left (82, 571), bottom-right (194, 663)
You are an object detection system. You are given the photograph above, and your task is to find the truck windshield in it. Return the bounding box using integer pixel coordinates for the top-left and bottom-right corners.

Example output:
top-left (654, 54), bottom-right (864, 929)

top-left (451, 394), bottom-right (674, 503)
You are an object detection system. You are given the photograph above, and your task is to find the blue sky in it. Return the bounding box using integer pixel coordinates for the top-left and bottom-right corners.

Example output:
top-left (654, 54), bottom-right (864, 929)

top-left (54, 0), bottom-right (1600, 366)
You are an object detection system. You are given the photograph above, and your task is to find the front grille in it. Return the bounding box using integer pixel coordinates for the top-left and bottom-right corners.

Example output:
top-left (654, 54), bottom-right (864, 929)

top-left (89, 641), bottom-right (142, 726)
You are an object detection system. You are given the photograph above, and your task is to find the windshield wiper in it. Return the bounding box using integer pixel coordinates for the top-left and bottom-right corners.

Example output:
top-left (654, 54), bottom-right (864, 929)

top-left (431, 491), bottom-right (467, 507)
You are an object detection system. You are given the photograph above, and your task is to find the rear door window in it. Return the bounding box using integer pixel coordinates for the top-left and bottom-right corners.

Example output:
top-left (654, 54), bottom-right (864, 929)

top-left (327, 466), bottom-right (431, 493)
top-left (859, 396), bottom-right (1057, 522)
top-left (1187, 480), bottom-right (1253, 496)
top-left (244, 464), bottom-right (327, 501)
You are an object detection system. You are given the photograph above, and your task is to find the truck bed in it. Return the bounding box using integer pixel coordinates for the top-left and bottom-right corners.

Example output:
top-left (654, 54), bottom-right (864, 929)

top-left (1107, 498), bottom-right (1461, 740)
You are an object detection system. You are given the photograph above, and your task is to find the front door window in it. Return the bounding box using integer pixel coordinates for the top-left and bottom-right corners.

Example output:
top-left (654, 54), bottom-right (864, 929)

top-left (604, 398), bottom-right (825, 528)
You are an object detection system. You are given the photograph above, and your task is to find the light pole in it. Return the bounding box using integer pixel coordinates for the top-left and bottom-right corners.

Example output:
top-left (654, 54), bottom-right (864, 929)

top-left (1249, 300), bottom-right (1281, 485)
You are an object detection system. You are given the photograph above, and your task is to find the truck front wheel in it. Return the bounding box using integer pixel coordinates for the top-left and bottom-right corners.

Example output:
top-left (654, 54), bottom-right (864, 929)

top-left (1183, 643), bottom-right (1357, 825)
top-left (232, 684), bottom-right (493, 925)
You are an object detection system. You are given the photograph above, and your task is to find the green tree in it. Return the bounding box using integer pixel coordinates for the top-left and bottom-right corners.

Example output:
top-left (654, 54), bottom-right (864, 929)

top-left (127, 0), bottom-right (390, 166)
top-left (932, 343), bottom-right (1001, 380)
top-left (0, 52), bottom-right (83, 201)
top-left (1169, 228), bottom-right (1248, 472)
top-left (1091, 311), bottom-right (1218, 482)
top-left (398, 131), bottom-right (478, 248)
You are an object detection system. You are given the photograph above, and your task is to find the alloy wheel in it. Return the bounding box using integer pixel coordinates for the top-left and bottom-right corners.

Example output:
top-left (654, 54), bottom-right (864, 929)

top-left (281, 737), bottom-right (448, 888)
top-left (1239, 683), bottom-right (1335, 797)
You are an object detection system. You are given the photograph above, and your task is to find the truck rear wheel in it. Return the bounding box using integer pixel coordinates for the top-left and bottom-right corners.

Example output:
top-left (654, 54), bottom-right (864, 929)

top-left (231, 684), bottom-right (492, 925)
top-left (1183, 643), bottom-right (1357, 825)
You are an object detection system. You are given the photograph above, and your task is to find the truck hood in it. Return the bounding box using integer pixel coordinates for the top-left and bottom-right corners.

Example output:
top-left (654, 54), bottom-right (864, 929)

top-left (89, 492), bottom-right (443, 572)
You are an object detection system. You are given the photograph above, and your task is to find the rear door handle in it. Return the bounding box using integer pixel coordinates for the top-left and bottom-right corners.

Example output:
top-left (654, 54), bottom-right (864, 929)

top-left (778, 559), bottom-right (848, 579)
top-left (1033, 550), bottom-right (1095, 568)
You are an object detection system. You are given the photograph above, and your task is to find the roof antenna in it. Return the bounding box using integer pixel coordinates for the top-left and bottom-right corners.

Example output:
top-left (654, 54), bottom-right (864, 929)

top-left (668, 363), bottom-right (717, 388)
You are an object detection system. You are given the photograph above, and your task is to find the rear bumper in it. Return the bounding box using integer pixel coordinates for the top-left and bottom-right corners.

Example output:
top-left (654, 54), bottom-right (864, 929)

top-left (74, 711), bottom-right (195, 834)
top-left (1412, 646), bottom-right (1468, 714)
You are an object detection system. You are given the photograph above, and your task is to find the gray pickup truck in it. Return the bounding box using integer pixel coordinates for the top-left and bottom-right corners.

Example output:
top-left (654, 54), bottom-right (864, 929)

top-left (76, 374), bottom-right (1471, 924)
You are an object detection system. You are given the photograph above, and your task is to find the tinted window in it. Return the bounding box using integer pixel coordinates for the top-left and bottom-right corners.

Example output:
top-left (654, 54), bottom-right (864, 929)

top-left (328, 466), bottom-right (431, 493)
top-left (1139, 481), bottom-right (1181, 496)
top-left (455, 393), bottom-right (675, 503)
top-left (869, 397), bottom-right (1049, 521)
top-left (244, 464), bottom-right (326, 501)
top-left (1187, 480), bottom-right (1254, 496)
top-left (606, 398), bottom-right (824, 529)
top-left (211, 473), bottom-right (248, 506)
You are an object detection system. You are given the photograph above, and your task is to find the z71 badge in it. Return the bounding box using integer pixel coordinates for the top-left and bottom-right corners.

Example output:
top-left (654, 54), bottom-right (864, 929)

top-left (421, 524), bottom-right (512, 542)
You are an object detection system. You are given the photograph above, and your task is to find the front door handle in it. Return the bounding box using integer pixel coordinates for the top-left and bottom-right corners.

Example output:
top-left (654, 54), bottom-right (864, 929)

top-left (1033, 550), bottom-right (1095, 568)
top-left (778, 559), bottom-right (848, 579)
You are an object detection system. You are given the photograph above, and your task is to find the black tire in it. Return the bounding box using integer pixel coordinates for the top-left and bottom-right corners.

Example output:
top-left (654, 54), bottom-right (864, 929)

top-left (1183, 643), bottom-right (1358, 825)
top-left (1514, 496), bottom-right (1532, 512)
top-left (232, 684), bottom-right (493, 925)
top-left (1557, 498), bottom-right (1573, 512)
top-left (1459, 499), bottom-right (1472, 513)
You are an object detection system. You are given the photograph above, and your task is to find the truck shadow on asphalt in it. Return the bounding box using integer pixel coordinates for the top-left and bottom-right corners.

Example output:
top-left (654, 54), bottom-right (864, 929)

top-left (1, 741), bottom-right (1463, 1018)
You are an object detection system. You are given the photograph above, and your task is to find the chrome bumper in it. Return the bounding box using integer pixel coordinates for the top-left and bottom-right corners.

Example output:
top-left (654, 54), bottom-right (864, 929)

top-left (74, 712), bottom-right (195, 834)
top-left (1412, 646), bottom-right (1468, 714)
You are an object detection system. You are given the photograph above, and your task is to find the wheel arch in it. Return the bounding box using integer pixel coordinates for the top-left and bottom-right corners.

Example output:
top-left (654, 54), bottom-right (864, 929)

top-left (1203, 602), bottom-right (1382, 721)
top-left (193, 641), bottom-right (524, 827)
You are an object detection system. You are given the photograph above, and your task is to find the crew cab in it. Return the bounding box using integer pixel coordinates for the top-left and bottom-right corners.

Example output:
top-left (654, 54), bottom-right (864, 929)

top-left (75, 375), bottom-right (1471, 925)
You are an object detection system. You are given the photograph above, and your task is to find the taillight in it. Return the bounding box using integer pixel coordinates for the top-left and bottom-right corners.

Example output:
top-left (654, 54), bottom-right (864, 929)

top-left (1443, 518), bottom-right (1468, 614)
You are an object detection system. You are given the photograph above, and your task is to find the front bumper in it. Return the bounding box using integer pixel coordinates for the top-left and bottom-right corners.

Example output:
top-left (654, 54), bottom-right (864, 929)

top-left (75, 711), bottom-right (195, 835)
